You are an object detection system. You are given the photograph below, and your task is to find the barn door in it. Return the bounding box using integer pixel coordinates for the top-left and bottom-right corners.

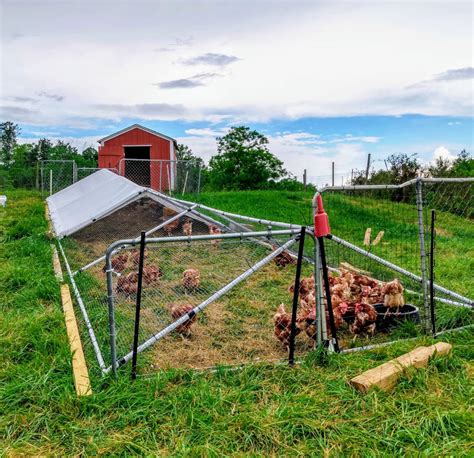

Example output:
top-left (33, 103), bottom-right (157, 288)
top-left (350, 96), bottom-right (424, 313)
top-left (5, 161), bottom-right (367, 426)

top-left (124, 146), bottom-right (151, 186)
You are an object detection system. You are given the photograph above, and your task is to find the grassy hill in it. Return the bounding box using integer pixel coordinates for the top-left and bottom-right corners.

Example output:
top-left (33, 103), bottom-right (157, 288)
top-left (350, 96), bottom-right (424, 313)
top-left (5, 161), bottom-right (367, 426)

top-left (0, 189), bottom-right (473, 455)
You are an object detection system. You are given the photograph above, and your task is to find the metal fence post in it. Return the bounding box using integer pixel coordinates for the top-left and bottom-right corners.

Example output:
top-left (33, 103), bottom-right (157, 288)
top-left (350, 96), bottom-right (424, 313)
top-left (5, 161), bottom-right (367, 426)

top-left (429, 210), bottom-right (436, 337)
top-left (131, 232), bottom-right (146, 379)
top-left (197, 164), bottom-right (202, 195)
top-left (105, 249), bottom-right (118, 375)
top-left (415, 178), bottom-right (430, 332)
top-left (288, 226), bottom-right (306, 366)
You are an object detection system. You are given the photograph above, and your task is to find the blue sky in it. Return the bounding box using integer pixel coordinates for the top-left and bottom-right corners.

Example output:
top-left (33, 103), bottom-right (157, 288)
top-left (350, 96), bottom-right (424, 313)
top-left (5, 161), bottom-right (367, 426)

top-left (1, 0), bottom-right (473, 181)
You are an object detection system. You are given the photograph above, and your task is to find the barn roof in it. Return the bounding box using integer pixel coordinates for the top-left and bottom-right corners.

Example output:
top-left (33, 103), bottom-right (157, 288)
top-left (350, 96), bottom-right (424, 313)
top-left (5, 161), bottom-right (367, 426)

top-left (97, 124), bottom-right (177, 145)
top-left (46, 169), bottom-right (219, 238)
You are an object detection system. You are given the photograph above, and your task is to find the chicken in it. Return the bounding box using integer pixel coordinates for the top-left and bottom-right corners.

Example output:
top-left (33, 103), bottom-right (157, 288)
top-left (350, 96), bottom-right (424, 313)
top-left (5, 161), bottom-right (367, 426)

top-left (167, 303), bottom-right (198, 336)
top-left (274, 249), bottom-right (296, 268)
top-left (209, 225), bottom-right (222, 247)
top-left (331, 283), bottom-right (352, 303)
top-left (164, 217), bottom-right (180, 236)
top-left (142, 264), bottom-right (162, 286)
top-left (128, 248), bottom-right (148, 266)
top-left (182, 268), bottom-right (200, 291)
top-left (115, 271), bottom-right (139, 296)
top-left (382, 279), bottom-right (405, 309)
top-left (103, 252), bottom-right (129, 273)
top-left (288, 275), bottom-right (315, 300)
top-left (273, 304), bottom-right (301, 347)
top-left (302, 302), bottom-right (349, 340)
top-left (353, 273), bottom-right (378, 288)
top-left (182, 219), bottom-right (193, 236)
top-left (361, 284), bottom-right (384, 305)
top-left (349, 302), bottom-right (377, 338)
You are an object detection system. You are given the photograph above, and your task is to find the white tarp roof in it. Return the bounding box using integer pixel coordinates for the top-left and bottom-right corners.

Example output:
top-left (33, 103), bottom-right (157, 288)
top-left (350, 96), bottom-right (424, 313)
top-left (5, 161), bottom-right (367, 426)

top-left (47, 169), bottom-right (222, 238)
top-left (47, 170), bottom-right (145, 237)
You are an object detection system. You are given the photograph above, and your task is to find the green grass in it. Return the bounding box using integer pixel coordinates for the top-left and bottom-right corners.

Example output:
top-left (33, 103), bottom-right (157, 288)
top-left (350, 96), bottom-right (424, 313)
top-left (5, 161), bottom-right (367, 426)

top-left (0, 189), bottom-right (473, 456)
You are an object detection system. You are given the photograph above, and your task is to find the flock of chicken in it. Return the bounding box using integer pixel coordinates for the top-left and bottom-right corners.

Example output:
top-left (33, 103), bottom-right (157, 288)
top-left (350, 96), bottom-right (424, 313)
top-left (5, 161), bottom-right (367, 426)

top-left (105, 217), bottom-right (225, 336)
top-left (273, 269), bottom-right (405, 347)
top-left (105, 214), bottom-right (405, 347)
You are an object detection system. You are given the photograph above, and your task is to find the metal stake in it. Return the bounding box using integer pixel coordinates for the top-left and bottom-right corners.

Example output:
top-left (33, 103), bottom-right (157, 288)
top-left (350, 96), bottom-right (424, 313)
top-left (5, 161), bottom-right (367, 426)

top-left (289, 227), bottom-right (306, 365)
top-left (131, 231), bottom-right (146, 379)
top-left (318, 236), bottom-right (340, 352)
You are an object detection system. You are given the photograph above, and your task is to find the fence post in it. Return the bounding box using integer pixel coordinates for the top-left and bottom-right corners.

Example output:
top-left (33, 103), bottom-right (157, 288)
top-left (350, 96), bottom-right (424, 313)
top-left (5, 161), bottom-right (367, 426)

top-left (365, 153), bottom-right (371, 183)
top-left (105, 249), bottom-right (118, 376)
top-left (197, 164), bottom-right (202, 195)
top-left (429, 210), bottom-right (436, 337)
top-left (49, 169), bottom-right (53, 196)
top-left (303, 169), bottom-right (307, 190)
top-left (288, 226), bottom-right (306, 366)
top-left (72, 161), bottom-right (78, 184)
top-left (131, 231), bottom-right (146, 379)
top-left (415, 178), bottom-right (430, 332)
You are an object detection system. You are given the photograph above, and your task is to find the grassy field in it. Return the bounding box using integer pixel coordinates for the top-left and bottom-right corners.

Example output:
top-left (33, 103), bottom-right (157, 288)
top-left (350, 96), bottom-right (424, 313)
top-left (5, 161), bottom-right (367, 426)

top-left (0, 189), bottom-right (473, 456)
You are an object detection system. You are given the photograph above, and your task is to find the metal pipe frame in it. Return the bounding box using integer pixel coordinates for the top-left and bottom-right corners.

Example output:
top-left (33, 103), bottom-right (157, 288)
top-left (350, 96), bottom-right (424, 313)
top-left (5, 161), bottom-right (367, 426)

top-left (167, 194), bottom-right (303, 230)
top-left (415, 178), bottom-right (430, 331)
top-left (73, 204), bottom-right (199, 275)
top-left (57, 239), bottom-right (107, 372)
top-left (104, 233), bottom-right (299, 374)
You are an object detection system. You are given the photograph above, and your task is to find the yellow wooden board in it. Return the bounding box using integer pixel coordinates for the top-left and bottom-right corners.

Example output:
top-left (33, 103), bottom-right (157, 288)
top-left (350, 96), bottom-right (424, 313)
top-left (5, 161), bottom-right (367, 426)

top-left (350, 342), bottom-right (452, 393)
top-left (61, 284), bottom-right (92, 396)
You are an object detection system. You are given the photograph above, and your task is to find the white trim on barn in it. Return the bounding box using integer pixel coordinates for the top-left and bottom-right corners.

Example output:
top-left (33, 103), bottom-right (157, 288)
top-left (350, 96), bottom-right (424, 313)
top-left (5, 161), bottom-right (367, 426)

top-left (98, 124), bottom-right (177, 146)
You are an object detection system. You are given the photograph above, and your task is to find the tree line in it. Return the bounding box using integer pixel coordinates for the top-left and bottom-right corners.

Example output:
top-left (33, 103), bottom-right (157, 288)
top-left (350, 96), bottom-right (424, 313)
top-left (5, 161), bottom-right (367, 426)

top-left (1, 121), bottom-right (472, 191)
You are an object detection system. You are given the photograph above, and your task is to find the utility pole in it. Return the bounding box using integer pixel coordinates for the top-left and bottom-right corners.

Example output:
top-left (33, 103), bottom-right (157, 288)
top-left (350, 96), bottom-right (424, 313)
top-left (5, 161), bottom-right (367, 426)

top-left (331, 162), bottom-right (335, 186)
top-left (365, 153), bottom-right (371, 184)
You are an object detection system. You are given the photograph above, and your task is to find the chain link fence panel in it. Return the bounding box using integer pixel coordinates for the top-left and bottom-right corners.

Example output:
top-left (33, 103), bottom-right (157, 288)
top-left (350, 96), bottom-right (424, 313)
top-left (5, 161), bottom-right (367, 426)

top-left (118, 159), bottom-right (202, 195)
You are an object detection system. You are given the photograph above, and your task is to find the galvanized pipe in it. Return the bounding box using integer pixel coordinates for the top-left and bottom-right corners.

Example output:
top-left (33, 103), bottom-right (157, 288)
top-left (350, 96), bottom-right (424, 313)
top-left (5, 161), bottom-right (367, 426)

top-left (104, 235), bottom-right (299, 373)
top-left (57, 239), bottom-right (107, 372)
top-left (167, 195), bottom-right (302, 230)
top-left (74, 204), bottom-right (199, 275)
top-left (415, 178), bottom-right (430, 331)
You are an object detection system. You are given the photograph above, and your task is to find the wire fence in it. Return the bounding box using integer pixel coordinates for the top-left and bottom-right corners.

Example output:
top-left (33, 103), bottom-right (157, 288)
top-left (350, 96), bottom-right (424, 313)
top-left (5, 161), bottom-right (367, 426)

top-left (52, 177), bottom-right (473, 376)
top-left (39, 159), bottom-right (202, 196)
top-left (118, 158), bottom-right (202, 195)
top-left (318, 177), bottom-right (473, 338)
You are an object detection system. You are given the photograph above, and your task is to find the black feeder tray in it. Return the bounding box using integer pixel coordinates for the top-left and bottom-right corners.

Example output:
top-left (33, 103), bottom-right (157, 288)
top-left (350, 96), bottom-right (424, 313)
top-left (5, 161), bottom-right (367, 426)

top-left (374, 303), bottom-right (420, 330)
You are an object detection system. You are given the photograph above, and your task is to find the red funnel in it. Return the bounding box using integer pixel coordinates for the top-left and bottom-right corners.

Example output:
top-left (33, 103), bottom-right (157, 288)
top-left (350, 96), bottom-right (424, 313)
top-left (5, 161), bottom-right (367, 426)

top-left (314, 194), bottom-right (330, 237)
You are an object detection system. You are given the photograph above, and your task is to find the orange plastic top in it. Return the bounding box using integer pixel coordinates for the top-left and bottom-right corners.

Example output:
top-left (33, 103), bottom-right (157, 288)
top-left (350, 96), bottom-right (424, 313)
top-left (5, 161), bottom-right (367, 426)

top-left (314, 194), bottom-right (330, 237)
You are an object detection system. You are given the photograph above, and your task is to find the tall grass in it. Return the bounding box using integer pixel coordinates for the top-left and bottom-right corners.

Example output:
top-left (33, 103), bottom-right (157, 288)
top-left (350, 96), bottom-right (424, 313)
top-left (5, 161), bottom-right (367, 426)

top-left (0, 189), bottom-right (472, 455)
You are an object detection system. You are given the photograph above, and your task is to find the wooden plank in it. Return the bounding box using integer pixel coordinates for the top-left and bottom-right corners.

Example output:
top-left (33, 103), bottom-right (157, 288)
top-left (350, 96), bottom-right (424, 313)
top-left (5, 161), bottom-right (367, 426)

top-left (363, 228), bottom-right (372, 246)
top-left (51, 244), bottom-right (64, 282)
top-left (45, 203), bottom-right (53, 238)
top-left (61, 284), bottom-right (92, 396)
top-left (350, 342), bottom-right (452, 393)
top-left (372, 230), bottom-right (384, 246)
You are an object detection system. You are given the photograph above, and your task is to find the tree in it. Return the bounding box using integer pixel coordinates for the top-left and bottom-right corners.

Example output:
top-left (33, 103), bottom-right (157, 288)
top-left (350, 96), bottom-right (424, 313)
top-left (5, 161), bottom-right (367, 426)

top-left (81, 147), bottom-right (98, 166)
top-left (176, 143), bottom-right (205, 168)
top-left (0, 121), bottom-right (20, 167)
top-left (208, 126), bottom-right (286, 190)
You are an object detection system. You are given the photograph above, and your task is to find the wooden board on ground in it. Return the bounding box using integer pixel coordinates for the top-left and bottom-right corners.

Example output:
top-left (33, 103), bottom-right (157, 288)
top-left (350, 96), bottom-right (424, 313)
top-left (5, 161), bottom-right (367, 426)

top-left (61, 284), bottom-right (92, 396)
top-left (51, 244), bottom-right (64, 282)
top-left (350, 342), bottom-right (452, 393)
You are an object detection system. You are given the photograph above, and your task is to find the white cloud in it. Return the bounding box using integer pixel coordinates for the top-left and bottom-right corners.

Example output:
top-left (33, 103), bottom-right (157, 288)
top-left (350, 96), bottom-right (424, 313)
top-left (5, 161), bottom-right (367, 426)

top-left (432, 146), bottom-right (457, 162)
top-left (177, 129), bottom-right (373, 179)
top-left (1, 1), bottom-right (472, 125)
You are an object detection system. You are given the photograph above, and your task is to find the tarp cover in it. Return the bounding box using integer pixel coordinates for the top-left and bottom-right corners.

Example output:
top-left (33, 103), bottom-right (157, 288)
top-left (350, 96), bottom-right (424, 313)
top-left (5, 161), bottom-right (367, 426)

top-left (47, 169), bottom-right (145, 237)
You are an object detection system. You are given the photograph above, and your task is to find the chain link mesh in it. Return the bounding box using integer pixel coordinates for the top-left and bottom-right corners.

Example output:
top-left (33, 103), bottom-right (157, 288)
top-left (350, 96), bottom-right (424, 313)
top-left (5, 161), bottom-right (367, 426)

top-left (40, 160), bottom-right (76, 195)
top-left (320, 178), bottom-right (473, 339)
top-left (118, 159), bottom-right (202, 195)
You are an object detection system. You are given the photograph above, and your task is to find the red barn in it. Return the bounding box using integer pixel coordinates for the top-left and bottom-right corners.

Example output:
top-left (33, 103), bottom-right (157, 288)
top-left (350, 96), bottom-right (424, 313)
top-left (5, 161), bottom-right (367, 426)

top-left (98, 124), bottom-right (177, 191)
